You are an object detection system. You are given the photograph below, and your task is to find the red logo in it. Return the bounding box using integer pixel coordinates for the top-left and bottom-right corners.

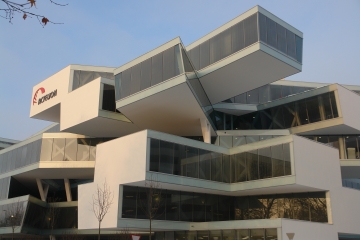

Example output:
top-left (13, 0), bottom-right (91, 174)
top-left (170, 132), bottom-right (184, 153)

top-left (33, 87), bottom-right (45, 105)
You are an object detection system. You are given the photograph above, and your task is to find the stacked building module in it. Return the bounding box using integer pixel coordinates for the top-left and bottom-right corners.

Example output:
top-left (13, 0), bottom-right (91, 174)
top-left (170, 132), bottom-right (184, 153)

top-left (1, 5), bottom-right (360, 240)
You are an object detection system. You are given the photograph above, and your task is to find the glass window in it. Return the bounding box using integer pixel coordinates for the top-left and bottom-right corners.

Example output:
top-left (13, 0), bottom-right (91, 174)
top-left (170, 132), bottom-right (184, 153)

top-left (211, 152), bottom-right (222, 182)
top-left (122, 186), bottom-right (137, 219)
top-left (223, 230), bottom-right (235, 240)
top-left (200, 40), bottom-right (210, 70)
top-left (244, 13), bottom-right (258, 48)
top-left (199, 149), bottom-right (211, 180)
top-left (198, 231), bottom-right (209, 240)
top-left (234, 93), bottom-right (247, 104)
top-left (308, 192), bottom-right (328, 222)
top-left (246, 135), bottom-right (259, 144)
top-left (165, 190), bottom-right (180, 221)
top-left (222, 155), bottom-right (231, 183)
top-left (193, 193), bottom-right (206, 222)
top-left (163, 46), bottom-right (176, 81)
top-left (174, 144), bottom-right (187, 176)
top-left (210, 34), bottom-right (221, 64)
top-left (120, 68), bottom-right (131, 99)
top-left (220, 28), bottom-right (232, 59)
top-left (174, 231), bottom-right (187, 240)
top-left (246, 88), bottom-right (259, 104)
top-left (296, 99), bottom-right (309, 125)
top-left (345, 136), bottom-right (358, 159)
top-left (265, 229), bottom-right (277, 240)
top-left (40, 138), bottom-right (53, 161)
top-left (190, 46), bottom-right (200, 70)
top-left (233, 136), bottom-right (246, 147)
top-left (271, 106), bottom-right (284, 129)
top-left (270, 85), bottom-right (282, 101)
top-left (306, 96), bottom-right (321, 123)
top-left (266, 17), bottom-right (277, 48)
top-left (237, 230), bottom-right (249, 240)
top-left (52, 138), bottom-right (65, 161)
top-left (271, 145), bottom-right (284, 177)
top-left (234, 152), bottom-right (247, 182)
top-left (185, 147), bottom-right (199, 178)
top-left (209, 230), bottom-right (222, 240)
top-left (232, 21), bottom-right (245, 53)
top-left (295, 35), bottom-right (303, 63)
top-left (64, 138), bottom-right (77, 161)
top-left (258, 13), bottom-right (267, 42)
top-left (286, 29), bottom-right (296, 59)
top-left (114, 73), bottom-right (121, 101)
top-left (130, 63), bottom-right (141, 96)
top-left (220, 136), bottom-right (232, 148)
top-left (250, 229), bottom-right (264, 240)
top-left (277, 24), bottom-right (287, 54)
top-left (258, 85), bottom-right (270, 103)
top-left (159, 141), bottom-right (174, 174)
top-left (329, 92), bottom-right (339, 118)
top-left (150, 139), bottom-right (160, 172)
top-left (247, 150), bottom-right (258, 180)
top-left (283, 143), bottom-right (291, 175)
top-left (180, 192), bottom-right (193, 221)
top-left (258, 147), bottom-right (272, 179)
top-left (140, 58), bottom-right (152, 91)
top-left (281, 85), bottom-right (292, 97)
top-left (151, 53), bottom-right (163, 86)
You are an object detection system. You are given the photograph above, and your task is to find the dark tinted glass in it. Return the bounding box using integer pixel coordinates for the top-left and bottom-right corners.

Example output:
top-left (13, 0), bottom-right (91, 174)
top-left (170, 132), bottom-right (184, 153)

top-left (295, 35), bottom-right (303, 63)
top-left (199, 149), bottom-right (211, 180)
top-left (247, 150), bottom-right (258, 180)
top-left (266, 17), bottom-right (277, 48)
top-left (165, 190), bottom-right (180, 221)
top-left (193, 193), bottom-right (206, 222)
top-left (258, 147), bottom-right (272, 179)
top-left (180, 192), bottom-right (193, 221)
top-left (244, 14), bottom-right (258, 47)
top-left (190, 46), bottom-right (200, 70)
top-left (159, 141), bottom-right (173, 174)
top-left (140, 58), bottom-right (152, 90)
top-left (122, 186), bottom-right (137, 218)
top-left (150, 139), bottom-right (160, 172)
top-left (232, 21), bottom-right (245, 53)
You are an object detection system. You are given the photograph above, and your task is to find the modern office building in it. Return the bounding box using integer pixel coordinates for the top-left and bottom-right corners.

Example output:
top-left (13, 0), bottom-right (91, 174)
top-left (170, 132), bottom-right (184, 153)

top-left (1, 5), bottom-right (360, 240)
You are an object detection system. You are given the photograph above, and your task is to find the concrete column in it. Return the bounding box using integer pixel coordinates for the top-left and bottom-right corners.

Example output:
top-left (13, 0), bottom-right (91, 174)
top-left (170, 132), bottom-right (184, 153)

top-left (339, 137), bottom-right (346, 159)
top-left (36, 178), bottom-right (48, 202)
top-left (200, 118), bottom-right (211, 144)
top-left (64, 178), bottom-right (72, 202)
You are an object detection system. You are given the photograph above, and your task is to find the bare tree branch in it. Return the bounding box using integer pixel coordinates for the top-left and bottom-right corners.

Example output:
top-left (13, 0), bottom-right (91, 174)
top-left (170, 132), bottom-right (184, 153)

top-left (0, 0), bottom-right (67, 26)
top-left (91, 180), bottom-right (114, 240)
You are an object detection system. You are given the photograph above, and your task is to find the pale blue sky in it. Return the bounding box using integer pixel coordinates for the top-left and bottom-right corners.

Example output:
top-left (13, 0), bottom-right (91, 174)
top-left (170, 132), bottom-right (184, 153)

top-left (0, 0), bottom-right (359, 140)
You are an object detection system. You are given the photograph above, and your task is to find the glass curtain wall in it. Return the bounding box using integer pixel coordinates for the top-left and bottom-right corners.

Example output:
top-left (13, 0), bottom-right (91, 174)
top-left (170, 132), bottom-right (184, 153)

top-left (0, 139), bottom-right (42, 174)
top-left (214, 92), bottom-right (338, 130)
top-left (0, 177), bottom-right (10, 200)
top-left (258, 13), bottom-right (303, 63)
top-left (0, 201), bottom-right (27, 227)
top-left (22, 202), bottom-right (78, 229)
top-left (214, 135), bottom-right (280, 148)
top-left (155, 229), bottom-right (277, 240)
top-left (302, 135), bottom-right (360, 159)
top-left (188, 13), bottom-right (258, 70)
top-left (222, 84), bottom-right (314, 104)
top-left (40, 138), bottom-right (112, 162)
top-left (72, 70), bottom-right (114, 91)
top-left (115, 45), bottom-right (184, 101)
top-left (149, 138), bottom-right (292, 183)
top-left (122, 186), bottom-right (328, 223)
top-left (188, 12), bottom-right (303, 71)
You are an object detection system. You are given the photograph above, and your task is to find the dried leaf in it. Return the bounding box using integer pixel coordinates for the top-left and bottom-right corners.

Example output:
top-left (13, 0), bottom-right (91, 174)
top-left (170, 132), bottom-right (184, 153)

top-left (42, 17), bottom-right (49, 25)
top-left (23, 13), bottom-right (27, 20)
top-left (28, 0), bottom-right (36, 7)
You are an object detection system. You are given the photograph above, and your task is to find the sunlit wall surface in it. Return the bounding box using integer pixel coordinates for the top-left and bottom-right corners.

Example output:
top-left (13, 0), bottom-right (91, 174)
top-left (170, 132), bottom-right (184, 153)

top-left (154, 229), bottom-right (277, 240)
top-left (122, 186), bottom-right (328, 223)
top-left (214, 92), bottom-right (338, 130)
top-left (115, 45), bottom-right (184, 100)
top-left (72, 70), bottom-right (114, 91)
top-left (188, 13), bottom-right (303, 71)
top-left (149, 139), bottom-right (291, 183)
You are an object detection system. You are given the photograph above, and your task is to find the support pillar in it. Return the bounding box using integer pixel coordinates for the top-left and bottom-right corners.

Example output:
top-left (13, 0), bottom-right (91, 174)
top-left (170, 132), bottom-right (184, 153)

top-left (36, 178), bottom-right (49, 202)
top-left (64, 178), bottom-right (72, 202)
top-left (200, 118), bottom-right (211, 144)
